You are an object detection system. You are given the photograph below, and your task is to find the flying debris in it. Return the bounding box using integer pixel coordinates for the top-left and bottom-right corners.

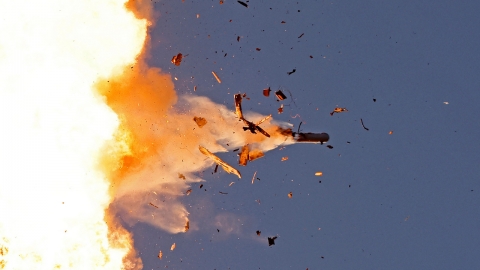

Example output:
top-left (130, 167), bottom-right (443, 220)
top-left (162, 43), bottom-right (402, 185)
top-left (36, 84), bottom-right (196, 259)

top-left (170, 243), bottom-right (176, 251)
top-left (234, 94), bottom-right (271, 137)
top-left (281, 156), bottom-right (289, 161)
top-left (268, 236), bottom-right (278, 246)
top-left (212, 71), bottom-right (222, 83)
top-left (185, 189), bottom-right (192, 196)
top-left (389, 130), bottom-right (393, 135)
top-left (278, 104), bottom-right (284, 114)
top-left (149, 202), bottom-right (159, 208)
top-left (251, 171), bottom-right (257, 184)
top-left (239, 144), bottom-right (249, 166)
top-left (291, 132), bottom-right (330, 144)
top-left (158, 250), bottom-right (163, 260)
top-left (263, 87), bottom-right (271, 97)
top-left (237, 0), bottom-right (248, 7)
top-left (199, 146), bottom-right (242, 178)
top-left (256, 48), bottom-right (261, 51)
top-left (287, 69), bottom-right (296, 75)
top-left (185, 221), bottom-right (190, 232)
top-left (256, 230), bottom-right (261, 236)
top-left (178, 173), bottom-right (186, 180)
top-left (298, 33), bottom-right (304, 38)
top-left (360, 118), bottom-right (369, 130)
top-left (326, 145), bottom-right (333, 149)
top-left (315, 172), bottom-right (323, 176)
top-left (171, 53), bottom-right (183, 66)
top-left (193, 116), bottom-right (207, 128)
top-left (275, 90), bottom-right (287, 100)
top-left (330, 107), bottom-right (348, 116)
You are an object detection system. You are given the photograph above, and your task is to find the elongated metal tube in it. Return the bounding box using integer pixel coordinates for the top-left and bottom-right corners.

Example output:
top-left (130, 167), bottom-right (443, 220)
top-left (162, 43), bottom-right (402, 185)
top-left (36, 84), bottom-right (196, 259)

top-left (292, 132), bottom-right (330, 144)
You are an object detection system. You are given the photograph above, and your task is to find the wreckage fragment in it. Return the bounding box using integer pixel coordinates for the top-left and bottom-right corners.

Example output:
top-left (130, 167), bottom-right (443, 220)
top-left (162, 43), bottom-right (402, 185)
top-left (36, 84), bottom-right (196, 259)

top-left (185, 221), bottom-right (190, 232)
top-left (234, 94), bottom-right (271, 137)
top-left (263, 87), bottom-right (271, 97)
top-left (281, 156), bottom-right (289, 161)
top-left (234, 94), bottom-right (244, 119)
top-left (158, 250), bottom-right (163, 260)
top-left (287, 69), bottom-right (296, 75)
top-left (171, 53), bottom-right (183, 66)
top-left (288, 192), bottom-right (293, 198)
top-left (193, 116), bottom-right (207, 128)
top-left (170, 243), bottom-right (176, 251)
top-left (315, 172), bottom-right (323, 176)
top-left (275, 90), bottom-right (287, 100)
top-left (239, 144), bottom-right (249, 166)
top-left (292, 132), bottom-right (330, 144)
top-left (268, 236), bottom-right (278, 246)
top-left (186, 189), bottom-right (192, 196)
top-left (278, 104), bottom-right (284, 114)
top-left (199, 145), bottom-right (241, 178)
top-left (256, 230), bottom-right (261, 236)
top-left (237, 0), bottom-right (248, 7)
top-left (178, 173), bottom-right (186, 180)
top-left (330, 107), bottom-right (348, 116)
top-left (212, 71), bottom-right (222, 83)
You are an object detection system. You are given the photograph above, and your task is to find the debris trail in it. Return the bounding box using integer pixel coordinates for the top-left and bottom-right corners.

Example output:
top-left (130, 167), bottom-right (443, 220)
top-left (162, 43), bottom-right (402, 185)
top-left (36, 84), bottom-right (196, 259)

top-left (199, 146), bottom-right (242, 178)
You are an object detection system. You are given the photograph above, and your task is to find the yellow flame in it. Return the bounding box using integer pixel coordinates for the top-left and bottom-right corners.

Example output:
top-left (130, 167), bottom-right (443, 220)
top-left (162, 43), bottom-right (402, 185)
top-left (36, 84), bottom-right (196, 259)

top-left (0, 0), bottom-right (147, 268)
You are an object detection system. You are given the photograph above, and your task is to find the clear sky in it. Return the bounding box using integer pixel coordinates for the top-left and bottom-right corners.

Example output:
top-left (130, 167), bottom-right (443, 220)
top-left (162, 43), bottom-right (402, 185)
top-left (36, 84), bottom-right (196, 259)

top-left (129, 1), bottom-right (480, 269)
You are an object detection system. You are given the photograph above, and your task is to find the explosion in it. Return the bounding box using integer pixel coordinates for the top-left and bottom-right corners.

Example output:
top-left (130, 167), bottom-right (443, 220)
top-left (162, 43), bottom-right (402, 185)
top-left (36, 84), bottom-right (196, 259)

top-left (0, 0), bottom-right (325, 269)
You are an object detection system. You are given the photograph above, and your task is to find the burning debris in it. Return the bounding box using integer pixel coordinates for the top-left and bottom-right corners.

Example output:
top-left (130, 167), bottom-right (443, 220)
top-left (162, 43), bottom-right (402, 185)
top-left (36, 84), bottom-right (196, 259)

top-left (389, 130), bottom-right (393, 135)
top-left (239, 144), bottom-right (249, 166)
top-left (263, 87), bottom-right (271, 97)
top-left (268, 236), bottom-right (278, 246)
top-left (278, 104), bottom-right (284, 114)
top-left (288, 192), bottom-right (293, 198)
top-left (158, 250), bottom-right (163, 260)
top-left (281, 156), bottom-right (289, 161)
top-left (170, 243), bottom-right (176, 251)
top-left (234, 94), bottom-right (271, 137)
top-left (171, 53), bottom-right (183, 66)
top-left (275, 90), bottom-right (287, 100)
top-left (193, 116), bottom-right (207, 128)
top-left (212, 71), bottom-right (222, 83)
top-left (199, 145), bottom-right (241, 178)
top-left (315, 172), bottom-right (323, 176)
top-left (330, 107), bottom-right (348, 116)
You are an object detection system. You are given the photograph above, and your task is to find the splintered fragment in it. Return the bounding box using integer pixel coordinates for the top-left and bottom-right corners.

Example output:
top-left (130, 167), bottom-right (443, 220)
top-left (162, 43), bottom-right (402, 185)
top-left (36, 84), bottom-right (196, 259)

top-left (298, 33), bottom-right (304, 38)
top-left (268, 236), bottom-right (278, 246)
top-left (275, 90), bottom-right (287, 100)
top-left (158, 250), bottom-right (163, 260)
top-left (281, 156), bottom-right (289, 161)
top-left (185, 221), bottom-right (190, 232)
top-left (251, 171), bottom-right (257, 184)
top-left (278, 104), bottom-right (284, 114)
top-left (170, 243), bottom-right (176, 251)
top-left (219, 191), bottom-right (228, 195)
top-left (287, 69), bottom-right (296, 75)
top-left (315, 172), bottom-right (323, 176)
top-left (234, 94), bottom-right (244, 119)
top-left (171, 53), bottom-right (183, 66)
top-left (330, 107), bottom-right (348, 116)
top-left (248, 149), bottom-right (265, 161)
top-left (149, 202), bottom-right (159, 208)
top-left (263, 87), bottom-right (271, 97)
top-left (194, 85), bottom-right (197, 91)
top-left (288, 192), bottom-right (293, 198)
top-left (193, 116), bottom-right (207, 128)
top-left (229, 182), bottom-right (235, 186)
top-left (186, 189), bottom-right (192, 196)
top-left (239, 144), bottom-right (250, 166)
top-left (199, 146), bottom-right (242, 178)
top-left (256, 230), bottom-right (261, 236)
top-left (212, 71), bottom-right (222, 83)
top-left (214, 164), bottom-right (219, 173)
top-left (326, 145), bottom-right (333, 149)
top-left (237, 36), bottom-right (241, 42)
top-left (237, 0), bottom-right (248, 7)
top-left (178, 173), bottom-right (186, 180)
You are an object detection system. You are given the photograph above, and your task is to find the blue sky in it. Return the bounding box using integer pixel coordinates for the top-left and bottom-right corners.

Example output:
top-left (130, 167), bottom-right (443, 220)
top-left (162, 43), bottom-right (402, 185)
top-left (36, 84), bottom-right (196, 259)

top-left (129, 1), bottom-right (480, 269)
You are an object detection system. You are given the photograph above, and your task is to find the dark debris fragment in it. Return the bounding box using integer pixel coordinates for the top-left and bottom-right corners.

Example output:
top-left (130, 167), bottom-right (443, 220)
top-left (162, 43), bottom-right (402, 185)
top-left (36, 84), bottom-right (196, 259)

top-left (171, 53), bottom-right (183, 66)
top-left (263, 87), bottom-right (271, 97)
top-left (237, 0), bottom-right (248, 7)
top-left (268, 236), bottom-right (278, 246)
top-left (326, 145), bottom-right (333, 149)
top-left (256, 230), bottom-right (261, 236)
top-left (287, 68), bottom-right (296, 75)
top-left (329, 107), bottom-right (348, 116)
top-left (275, 90), bottom-right (287, 100)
